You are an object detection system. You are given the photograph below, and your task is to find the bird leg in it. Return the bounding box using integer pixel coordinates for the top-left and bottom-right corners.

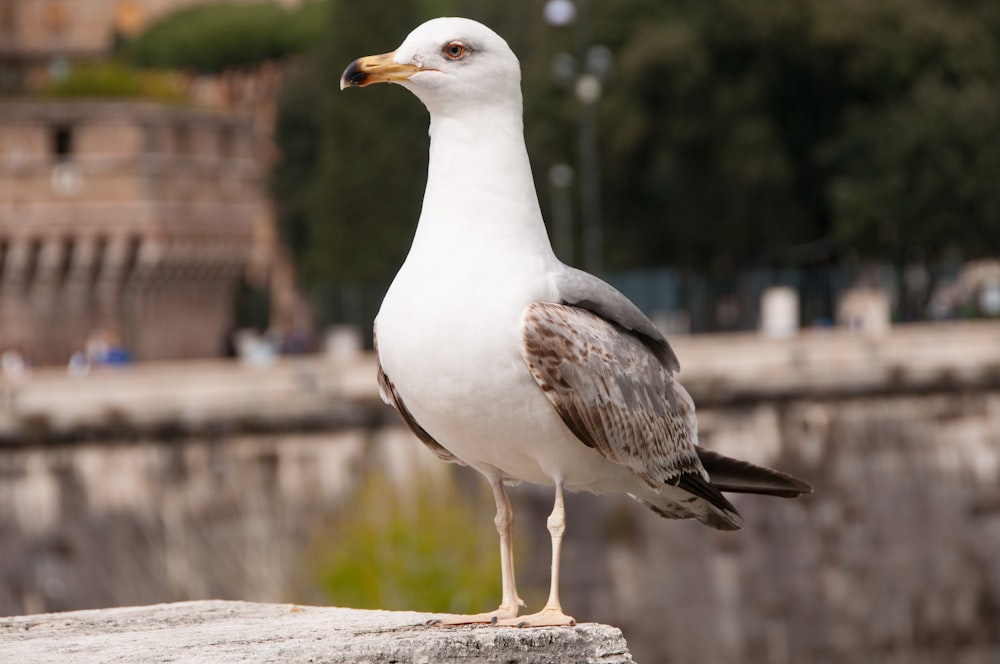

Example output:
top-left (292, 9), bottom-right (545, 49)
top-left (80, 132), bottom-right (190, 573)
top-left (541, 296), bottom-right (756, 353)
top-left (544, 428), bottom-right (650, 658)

top-left (496, 479), bottom-right (576, 627)
top-left (491, 474), bottom-right (526, 617)
top-left (430, 473), bottom-right (525, 625)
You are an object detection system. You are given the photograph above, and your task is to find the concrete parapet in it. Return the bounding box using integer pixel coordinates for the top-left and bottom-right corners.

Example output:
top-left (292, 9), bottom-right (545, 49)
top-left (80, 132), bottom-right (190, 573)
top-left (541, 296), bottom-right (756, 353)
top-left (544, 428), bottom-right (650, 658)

top-left (0, 600), bottom-right (634, 664)
top-left (4, 321), bottom-right (1000, 442)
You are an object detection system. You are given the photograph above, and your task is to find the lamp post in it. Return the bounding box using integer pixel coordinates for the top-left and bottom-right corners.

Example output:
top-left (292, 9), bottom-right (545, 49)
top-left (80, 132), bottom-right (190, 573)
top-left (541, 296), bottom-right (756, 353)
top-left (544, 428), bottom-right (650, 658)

top-left (544, 0), bottom-right (611, 276)
top-left (548, 163), bottom-right (575, 261)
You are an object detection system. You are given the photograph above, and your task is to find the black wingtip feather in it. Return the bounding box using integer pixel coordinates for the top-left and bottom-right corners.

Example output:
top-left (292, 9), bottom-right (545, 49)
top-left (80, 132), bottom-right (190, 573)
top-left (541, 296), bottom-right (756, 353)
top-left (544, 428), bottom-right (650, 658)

top-left (696, 448), bottom-right (813, 498)
top-left (674, 472), bottom-right (740, 515)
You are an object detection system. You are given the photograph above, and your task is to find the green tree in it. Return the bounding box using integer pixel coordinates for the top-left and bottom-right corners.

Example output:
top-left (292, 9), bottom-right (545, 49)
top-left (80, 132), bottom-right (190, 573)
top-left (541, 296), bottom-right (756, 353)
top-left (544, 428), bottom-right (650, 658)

top-left (278, 0), bottom-right (433, 327)
top-left (119, 1), bottom-right (328, 72)
top-left (816, 1), bottom-right (1000, 260)
top-left (274, 0), bottom-right (1000, 322)
top-left (305, 0), bottom-right (429, 285)
top-left (593, 0), bottom-right (1000, 269)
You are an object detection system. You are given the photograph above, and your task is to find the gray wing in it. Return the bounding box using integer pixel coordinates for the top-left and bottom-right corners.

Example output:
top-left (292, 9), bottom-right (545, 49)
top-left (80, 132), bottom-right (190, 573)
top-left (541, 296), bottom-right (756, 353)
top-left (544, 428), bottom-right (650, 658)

top-left (554, 267), bottom-right (680, 373)
top-left (374, 331), bottom-right (459, 464)
top-left (520, 301), bottom-right (702, 489)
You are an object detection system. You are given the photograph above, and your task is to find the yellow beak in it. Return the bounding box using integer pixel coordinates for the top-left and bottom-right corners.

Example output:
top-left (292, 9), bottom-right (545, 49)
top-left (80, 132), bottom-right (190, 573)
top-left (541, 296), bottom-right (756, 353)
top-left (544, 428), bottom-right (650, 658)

top-left (340, 52), bottom-right (423, 90)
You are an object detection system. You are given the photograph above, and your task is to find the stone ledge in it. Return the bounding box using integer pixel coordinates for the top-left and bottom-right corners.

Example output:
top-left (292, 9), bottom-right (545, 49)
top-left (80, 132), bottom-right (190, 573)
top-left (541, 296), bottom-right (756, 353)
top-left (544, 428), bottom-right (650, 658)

top-left (0, 600), bottom-right (635, 664)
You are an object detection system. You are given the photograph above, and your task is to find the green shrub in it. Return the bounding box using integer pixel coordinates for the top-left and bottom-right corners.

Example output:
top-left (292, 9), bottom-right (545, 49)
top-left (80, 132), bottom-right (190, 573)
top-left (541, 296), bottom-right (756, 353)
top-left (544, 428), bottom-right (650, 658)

top-left (308, 470), bottom-right (506, 614)
top-left (42, 61), bottom-right (186, 101)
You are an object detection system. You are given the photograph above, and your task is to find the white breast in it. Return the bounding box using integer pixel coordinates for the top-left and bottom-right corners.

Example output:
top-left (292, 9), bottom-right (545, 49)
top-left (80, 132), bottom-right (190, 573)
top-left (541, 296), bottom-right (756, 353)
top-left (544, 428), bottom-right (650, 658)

top-left (376, 253), bottom-right (636, 491)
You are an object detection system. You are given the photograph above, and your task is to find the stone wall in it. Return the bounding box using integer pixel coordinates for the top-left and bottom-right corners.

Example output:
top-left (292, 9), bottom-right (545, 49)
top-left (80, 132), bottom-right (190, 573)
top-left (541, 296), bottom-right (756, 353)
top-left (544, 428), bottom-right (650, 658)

top-left (1, 324), bottom-right (999, 663)
top-left (0, 428), bottom-right (439, 615)
top-left (587, 391), bottom-right (1000, 663)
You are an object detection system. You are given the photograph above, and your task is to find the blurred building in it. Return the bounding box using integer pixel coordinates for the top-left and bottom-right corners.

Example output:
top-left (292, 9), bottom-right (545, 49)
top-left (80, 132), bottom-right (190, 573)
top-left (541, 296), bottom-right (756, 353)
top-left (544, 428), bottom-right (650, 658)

top-left (0, 100), bottom-right (266, 362)
top-left (0, 0), bottom-right (298, 364)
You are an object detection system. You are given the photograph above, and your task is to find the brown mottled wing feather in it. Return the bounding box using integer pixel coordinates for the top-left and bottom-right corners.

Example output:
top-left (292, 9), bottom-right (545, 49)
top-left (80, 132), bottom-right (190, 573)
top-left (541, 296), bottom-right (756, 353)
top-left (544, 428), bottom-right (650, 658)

top-left (520, 302), bottom-right (703, 488)
top-left (374, 331), bottom-right (459, 464)
top-left (555, 267), bottom-right (680, 373)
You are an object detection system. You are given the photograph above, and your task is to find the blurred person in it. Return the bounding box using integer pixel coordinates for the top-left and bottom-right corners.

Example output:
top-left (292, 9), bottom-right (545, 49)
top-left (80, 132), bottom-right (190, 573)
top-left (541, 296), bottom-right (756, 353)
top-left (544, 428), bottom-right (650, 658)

top-left (85, 329), bottom-right (132, 367)
top-left (234, 329), bottom-right (277, 366)
top-left (1, 347), bottom-right (29, 379)
top-left (67, 348), bottom-right (90, 376)
top-left (927, 279), bottom-right (962, 320)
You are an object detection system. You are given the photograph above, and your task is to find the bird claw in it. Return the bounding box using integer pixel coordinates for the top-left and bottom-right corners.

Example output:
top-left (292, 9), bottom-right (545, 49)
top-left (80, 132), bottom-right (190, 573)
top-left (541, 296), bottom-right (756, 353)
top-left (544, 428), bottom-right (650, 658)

top-left (495, 607), bottom-right (576, 628)
top-left (427, 607), bottom-right (520, 626)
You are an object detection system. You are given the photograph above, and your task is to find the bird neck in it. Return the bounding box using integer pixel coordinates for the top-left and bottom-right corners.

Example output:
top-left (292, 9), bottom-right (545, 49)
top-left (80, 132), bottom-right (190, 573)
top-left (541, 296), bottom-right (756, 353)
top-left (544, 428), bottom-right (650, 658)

top-left (410, 108), bottom-right (554, 261)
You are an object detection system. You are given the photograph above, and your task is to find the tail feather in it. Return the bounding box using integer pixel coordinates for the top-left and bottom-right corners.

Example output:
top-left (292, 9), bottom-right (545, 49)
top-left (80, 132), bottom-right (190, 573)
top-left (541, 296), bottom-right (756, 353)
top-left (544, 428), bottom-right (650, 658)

top-left (631, 471), bottom-right (744, 531)
top-left (629, 451), bottom-right (810, 532)
top-left (697, 448), bottom-right (813, 498)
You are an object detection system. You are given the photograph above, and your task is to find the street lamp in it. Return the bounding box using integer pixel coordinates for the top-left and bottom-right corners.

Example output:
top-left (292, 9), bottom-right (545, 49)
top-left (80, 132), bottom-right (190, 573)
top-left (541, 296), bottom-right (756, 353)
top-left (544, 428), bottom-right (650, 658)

top-left (543, 0), bottom-right (611, 275)
top-left (543, 0), bottom-right (577, 26)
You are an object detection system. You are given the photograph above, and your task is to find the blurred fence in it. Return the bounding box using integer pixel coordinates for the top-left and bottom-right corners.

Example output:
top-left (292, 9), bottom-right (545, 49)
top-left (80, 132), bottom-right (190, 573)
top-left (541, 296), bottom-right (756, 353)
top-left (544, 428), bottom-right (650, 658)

top-left (609, 262), bottom-right (975, 333)
top-left (304, 261), bottom-right (991, 339)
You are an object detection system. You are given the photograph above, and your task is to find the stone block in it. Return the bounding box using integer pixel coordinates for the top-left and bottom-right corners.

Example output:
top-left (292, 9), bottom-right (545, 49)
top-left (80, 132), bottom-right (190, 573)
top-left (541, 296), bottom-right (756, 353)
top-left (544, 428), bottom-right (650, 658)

top-left (0, 600), bottom-right (635, 664)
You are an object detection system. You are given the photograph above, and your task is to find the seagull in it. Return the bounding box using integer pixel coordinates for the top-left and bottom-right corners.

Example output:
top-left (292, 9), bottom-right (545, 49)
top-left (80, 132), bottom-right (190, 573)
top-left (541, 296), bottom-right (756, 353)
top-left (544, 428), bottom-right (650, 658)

top-left (340, 17), bottom-right (812, 628)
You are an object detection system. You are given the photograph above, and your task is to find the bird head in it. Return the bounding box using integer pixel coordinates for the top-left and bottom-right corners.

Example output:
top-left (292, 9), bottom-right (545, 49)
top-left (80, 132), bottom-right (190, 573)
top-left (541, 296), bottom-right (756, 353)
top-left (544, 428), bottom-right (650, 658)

top-left (340, 17), bottom-right (522, 115)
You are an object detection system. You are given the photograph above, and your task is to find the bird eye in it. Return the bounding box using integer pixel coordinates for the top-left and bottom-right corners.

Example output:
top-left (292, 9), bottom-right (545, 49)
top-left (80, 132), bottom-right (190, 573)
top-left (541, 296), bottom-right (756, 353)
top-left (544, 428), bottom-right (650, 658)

top-left (444, 41), bottom-right (467, 60)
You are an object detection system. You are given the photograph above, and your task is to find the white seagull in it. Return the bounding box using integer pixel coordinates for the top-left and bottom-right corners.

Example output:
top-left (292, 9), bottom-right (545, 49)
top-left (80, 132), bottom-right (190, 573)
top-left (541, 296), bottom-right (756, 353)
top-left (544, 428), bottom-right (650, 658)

top-left (341, 17), bottom-right (812, 628)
